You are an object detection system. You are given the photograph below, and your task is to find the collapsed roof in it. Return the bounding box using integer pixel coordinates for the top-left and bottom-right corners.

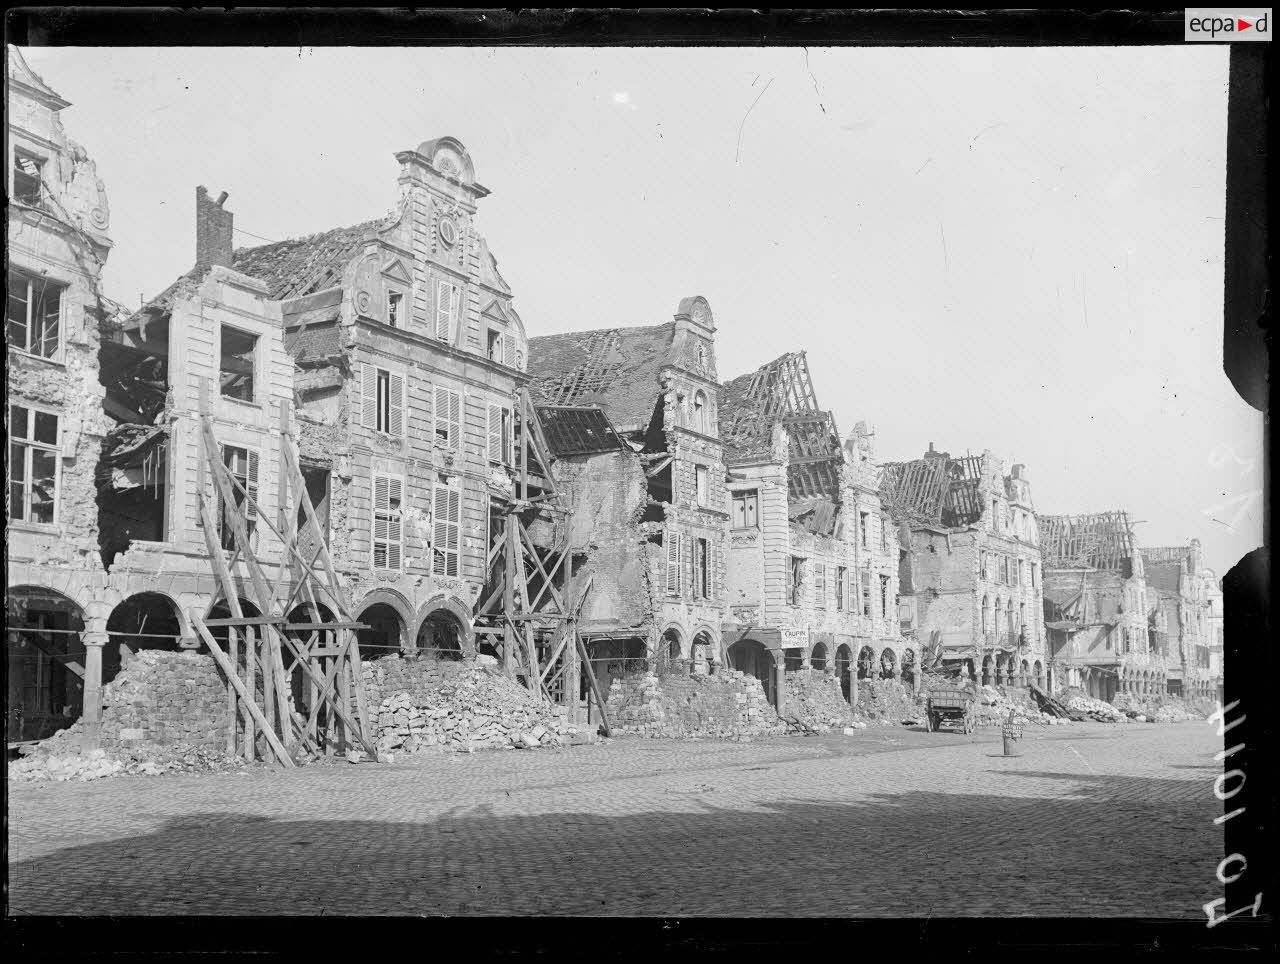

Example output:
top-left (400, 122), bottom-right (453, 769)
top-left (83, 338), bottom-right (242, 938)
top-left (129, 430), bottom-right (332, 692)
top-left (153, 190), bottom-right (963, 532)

top-left (1038, 511), bottom-right (1135, 571)
top-left (232, 219), bottom-right (386, 301)
top-left (526, 324), bottom-right (679, 434)
top-left (719, 351), bottom-right (845, 504)
top-left (536, 405), bottom-right (628, 458)
top-left (879, 447), bottom-right (985, 529)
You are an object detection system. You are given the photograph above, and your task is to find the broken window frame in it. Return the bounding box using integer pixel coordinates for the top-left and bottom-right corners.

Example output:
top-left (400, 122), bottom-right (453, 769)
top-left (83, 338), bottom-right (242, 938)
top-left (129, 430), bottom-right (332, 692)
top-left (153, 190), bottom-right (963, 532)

top-left (858, 511), bottom-right (869, 549)
top-left (12, 148), bottom-right (44, 207)
top-left (218, 325), bottom-right (258, 403)
top-left (731, 489), bottom-right (759, 529)
top-left (372, 473), bottom-right (404, 571)
top-left (879, 574), bottom-right (890, 619)
top-left (835, 566), bottom-right (847, 610)
top-left (431, 480), bottom-right (462, 578)
top-left (433, 386), bottom-right (462, 451)
top-left (6, 269), bottom-right (63, 360)
top-left (7, 403), bottom-right (59, 526)
top-left (861, 572), bottom-right (872, 618)
top-left (217, 445), bottom-right (258, 550)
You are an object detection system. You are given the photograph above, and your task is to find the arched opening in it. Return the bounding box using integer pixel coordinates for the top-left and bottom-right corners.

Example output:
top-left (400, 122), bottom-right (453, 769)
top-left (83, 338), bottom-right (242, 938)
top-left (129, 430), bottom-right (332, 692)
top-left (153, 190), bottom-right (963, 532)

top-left (879, 647), bottom-right (897, 681)
top-left (416, 608), bottom-right (465, 661)
top-left (1034, 660), bottom-right (1044, 689)
top-left (356, 603), bottom-right (404, 662)
top-left (835, 644), bottom-right (854, 703)
top-left (783, 648), bottom-right (804, 672)
top-left (583, 637), bottom-right (648, 707)
top-left (105, 592), bottom-right (184, 687)
top-left (691, 630), bottom-right (714, 675)
top-left (856, 645), bottom-right (876, 680)
top-left (900, 648), bottom-right (916, 688)
top-left (7, 587), bottom-right (86, 742)
top-left (994, 653), bottom-right (1007, 687)
top-left (982, 655), bottom-right (994, 686)
top-left (727, 638), bottom-right (776, 706)
top-left (810, 642), bottom-right (828, 671)
top-left (656, 627), bottom-right (684, 676)
top-left (1019, 659), bottom-right (1030, 687)
top-left (206, 597), bottom-right (262, 648)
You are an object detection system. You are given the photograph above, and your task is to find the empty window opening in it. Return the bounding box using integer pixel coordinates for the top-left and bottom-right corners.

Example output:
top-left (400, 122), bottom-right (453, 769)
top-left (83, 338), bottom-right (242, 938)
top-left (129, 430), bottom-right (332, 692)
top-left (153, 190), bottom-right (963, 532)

top-left (836, 566), bottom-right (848, 610)
top-left (97, 429), bottom-right (169, 568)
top-left (695, 464), bottom-right (709, 506)
top-left (879, 574), bottom-right (890, 618)
top-left (386, 290), bottom-right (403, 327)
top-left (219, 326), bottom-right (257, 401)
top-left (13, 150), bottom-right (44, 206)
top-left (487, 328), bottom-right (504, 363)
top-left (732, 489), bottom-right (758, 528)
top-left (298, 465), bottom-right (330, 551)
top-left (788, 556), bottom-right (804, 607)
top-left (9, 404), bottom-right (59, 525)
top-left (861, 572), bottom-right (872, 617)
top-left (859, 511), bottom-right (869, 548)
top-left (416, 609), bottom-right (465, 661)
top-left (7, 270), bottom-right (63, 359)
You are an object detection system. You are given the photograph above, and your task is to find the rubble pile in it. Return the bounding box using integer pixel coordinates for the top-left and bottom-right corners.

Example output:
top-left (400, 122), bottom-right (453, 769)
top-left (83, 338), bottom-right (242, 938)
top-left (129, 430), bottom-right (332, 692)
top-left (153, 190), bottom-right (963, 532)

top-left (9, 742), bottom-right (247, 784)
top-left (369, 662), bottom-right (572, 754)
top-left (783, 669), bottom-right (856, 731)
top-left (1111, 691), bottom-right (1208, 723)
top-left (975, 685), bottom-right (1062, 727)
top-left (856, 678), bottom-right (920, 725)
top-left (1066, 695), bottom-right (1127, 723)
top-left (606, 670), bottom-right (785, 739)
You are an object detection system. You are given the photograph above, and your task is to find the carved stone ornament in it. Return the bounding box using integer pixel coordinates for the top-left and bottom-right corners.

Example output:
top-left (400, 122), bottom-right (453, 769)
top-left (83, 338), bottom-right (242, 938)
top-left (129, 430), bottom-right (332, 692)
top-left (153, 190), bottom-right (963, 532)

top-left (355, 290), bottom-right (373, 314)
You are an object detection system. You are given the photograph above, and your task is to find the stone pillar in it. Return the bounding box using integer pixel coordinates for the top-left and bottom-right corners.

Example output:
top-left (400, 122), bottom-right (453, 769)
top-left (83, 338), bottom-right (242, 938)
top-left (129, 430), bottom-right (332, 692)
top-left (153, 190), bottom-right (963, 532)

top-left (773, 658), bottom-right (786, 715)
top-left (81, 630), bottom-right (109, 751)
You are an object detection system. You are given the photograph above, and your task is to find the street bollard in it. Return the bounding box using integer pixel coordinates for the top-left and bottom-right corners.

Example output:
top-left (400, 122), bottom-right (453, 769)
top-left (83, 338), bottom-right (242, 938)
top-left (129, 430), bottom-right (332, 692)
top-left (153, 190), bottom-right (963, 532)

top-left (1001, 721), bottom-right (1023, 757)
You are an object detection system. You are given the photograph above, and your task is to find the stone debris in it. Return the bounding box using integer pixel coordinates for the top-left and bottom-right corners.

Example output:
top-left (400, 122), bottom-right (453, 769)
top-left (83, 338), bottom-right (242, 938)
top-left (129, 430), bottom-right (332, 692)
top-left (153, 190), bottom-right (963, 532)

top-left (605, 669), bottom-right (786, 740)
top-left (856, 678), bottom-right (919, 725)
top-left (8, 742), bottom-right (249, 784)
top-left (1065, 695), bottom-right (1127, 723)
top-left (784, 669), bottom-right (856, 731)
top-left (366, 658), bottom-right (569, 755)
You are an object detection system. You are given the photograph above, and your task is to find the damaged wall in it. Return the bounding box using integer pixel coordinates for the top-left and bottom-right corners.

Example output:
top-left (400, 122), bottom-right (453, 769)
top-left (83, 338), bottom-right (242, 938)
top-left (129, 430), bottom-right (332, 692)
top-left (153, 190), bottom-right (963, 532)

top-left (604, 668), bottom-right (783, 739)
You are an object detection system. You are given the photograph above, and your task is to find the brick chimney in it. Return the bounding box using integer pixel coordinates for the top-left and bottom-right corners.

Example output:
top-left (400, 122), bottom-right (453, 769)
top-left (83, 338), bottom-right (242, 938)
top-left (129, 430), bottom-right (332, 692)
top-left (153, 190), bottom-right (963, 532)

top-left (195, 185), bottom-right (233, 270)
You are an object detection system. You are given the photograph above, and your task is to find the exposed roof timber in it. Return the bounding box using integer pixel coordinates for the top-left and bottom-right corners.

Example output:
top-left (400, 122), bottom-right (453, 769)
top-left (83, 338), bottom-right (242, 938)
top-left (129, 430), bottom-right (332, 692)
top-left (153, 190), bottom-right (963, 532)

top-left (1038, 511), bottom-right (1135, 570)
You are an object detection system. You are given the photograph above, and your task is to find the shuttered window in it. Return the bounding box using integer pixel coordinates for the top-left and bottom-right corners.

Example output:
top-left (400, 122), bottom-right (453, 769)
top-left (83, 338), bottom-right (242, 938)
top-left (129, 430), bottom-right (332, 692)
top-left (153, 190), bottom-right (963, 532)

top-left (434, 387), bottom-right (461, 450)
top-left (835, 566), bottom-right (847, 610)
top-left (732, 490), bottom-right (758, 529)
top-left (432, 483), bottom-right (462, 577)
top-left (435, 279), bottom-right (460, 343)
top-left (814, 563), bottom-right (827, 606)
top-left (218, 445), bottom-right (258, 550)
top-left (372, 475), bottom-right (403, 570)
top-left (488, 403), bottom-right (512, 464)
top-left (694, 537), bottom-right (712, 600)
top-left (361, 364), bottom-right (404, 435)
top-left (665, 531), bottom-right (683, 596)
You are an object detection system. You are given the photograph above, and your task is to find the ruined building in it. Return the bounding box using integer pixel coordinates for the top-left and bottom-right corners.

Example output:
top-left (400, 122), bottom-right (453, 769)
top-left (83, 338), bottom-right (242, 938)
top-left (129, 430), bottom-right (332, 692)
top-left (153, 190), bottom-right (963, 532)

top-left (1037, 511), bottom-right (1164, 701)
top-left (880, 445), bottom-right (1048, 691)
top-left (228, 136), bottom-right (535, 666)
top-left (526, 297), bottom-right (728, 710)
top-left (718, 352), bottom-right (908, 709)
top-left (1142, 541), bottom-right (1217, 701)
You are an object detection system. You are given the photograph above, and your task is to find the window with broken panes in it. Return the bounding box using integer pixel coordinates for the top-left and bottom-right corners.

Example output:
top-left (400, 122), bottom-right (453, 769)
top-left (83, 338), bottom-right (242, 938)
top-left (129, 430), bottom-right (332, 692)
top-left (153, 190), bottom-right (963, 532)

top-left (434, 387), bottom-right (461, 450)
top-left (219, 326), bottom-right (257, 402)
top-left (8, 404), bottom-right (59, 525)
top-left (835, 566), bottom-right (848, 610)
top-left (731, 489), bottom-right (758, 528)
top-left (7, 270), bottom-right (63, 359)
top-left (813, 563), bottom-right (826, 606)
top-left (861, 572), bottom-right (872, 617)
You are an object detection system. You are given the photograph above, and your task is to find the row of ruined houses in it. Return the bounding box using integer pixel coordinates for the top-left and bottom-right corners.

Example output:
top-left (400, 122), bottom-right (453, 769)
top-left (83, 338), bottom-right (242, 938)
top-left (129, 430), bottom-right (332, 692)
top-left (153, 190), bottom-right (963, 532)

top-left (6, 49), bottom-right (1222, 745)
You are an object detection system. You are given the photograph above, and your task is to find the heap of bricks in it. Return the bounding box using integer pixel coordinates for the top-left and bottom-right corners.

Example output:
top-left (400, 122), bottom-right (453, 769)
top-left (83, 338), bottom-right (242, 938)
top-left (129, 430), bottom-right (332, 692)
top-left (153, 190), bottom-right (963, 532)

top-left (783, 668), bottom-right (856, 730)
top-left (364, 656), bottom-right (573, 754)
top-left (605, 669), bottom-right (785, 739)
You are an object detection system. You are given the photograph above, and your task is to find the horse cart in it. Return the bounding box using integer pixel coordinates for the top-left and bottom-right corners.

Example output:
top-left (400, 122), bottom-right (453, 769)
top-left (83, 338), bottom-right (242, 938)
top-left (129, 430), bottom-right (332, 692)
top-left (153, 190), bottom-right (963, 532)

top-left (926, 684), bottom-right (976, 734)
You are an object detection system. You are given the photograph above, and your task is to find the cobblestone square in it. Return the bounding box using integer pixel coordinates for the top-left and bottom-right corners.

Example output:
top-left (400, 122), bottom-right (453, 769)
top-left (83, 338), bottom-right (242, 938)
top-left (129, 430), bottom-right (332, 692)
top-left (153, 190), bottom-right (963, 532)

top-left (8, 721), bottom-right (1224, 917)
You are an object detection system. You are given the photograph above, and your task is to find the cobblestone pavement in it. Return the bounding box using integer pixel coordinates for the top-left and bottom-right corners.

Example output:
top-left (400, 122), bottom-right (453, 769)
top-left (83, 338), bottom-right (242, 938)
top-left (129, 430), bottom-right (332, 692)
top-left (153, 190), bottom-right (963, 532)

top-left (8, 721), bottom-right (1225, 917)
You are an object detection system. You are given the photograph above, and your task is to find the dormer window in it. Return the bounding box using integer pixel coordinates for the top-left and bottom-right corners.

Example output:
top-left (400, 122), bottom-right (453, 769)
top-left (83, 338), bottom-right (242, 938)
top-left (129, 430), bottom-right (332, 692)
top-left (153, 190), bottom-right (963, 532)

top-left (13, 150), bottom-right (44, 207)
top-left (386, 291), bottom-right (403, 328)
top-left (488, 329), bottom-right (505, 364)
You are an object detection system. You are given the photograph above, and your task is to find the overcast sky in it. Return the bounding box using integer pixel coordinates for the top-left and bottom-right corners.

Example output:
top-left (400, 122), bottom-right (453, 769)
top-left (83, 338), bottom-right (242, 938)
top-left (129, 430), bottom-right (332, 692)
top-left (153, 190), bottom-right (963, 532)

top-left (19, 45), bottom-right (1262, 577)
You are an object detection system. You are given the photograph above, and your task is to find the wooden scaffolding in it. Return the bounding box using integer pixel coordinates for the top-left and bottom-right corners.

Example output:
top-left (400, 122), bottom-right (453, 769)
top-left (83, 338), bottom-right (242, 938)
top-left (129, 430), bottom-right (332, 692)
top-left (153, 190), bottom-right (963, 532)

top-left (188, 383), bottom-right (377, 767)
top-left (472, 388), bottom-right (611, 734)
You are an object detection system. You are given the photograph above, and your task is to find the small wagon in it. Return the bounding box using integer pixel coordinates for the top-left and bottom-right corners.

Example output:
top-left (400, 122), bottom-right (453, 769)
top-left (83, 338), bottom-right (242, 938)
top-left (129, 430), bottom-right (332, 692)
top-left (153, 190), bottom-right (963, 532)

top-left (926, 684), bottom-right (976, 734)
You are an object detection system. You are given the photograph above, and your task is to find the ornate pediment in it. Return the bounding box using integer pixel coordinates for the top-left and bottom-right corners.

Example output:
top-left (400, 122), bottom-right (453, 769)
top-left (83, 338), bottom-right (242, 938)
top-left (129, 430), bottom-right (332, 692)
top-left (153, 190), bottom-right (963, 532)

top-left (480, 297), bottom-right (515, 326)
top-left (380, 257), bottom-right (412, 285)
